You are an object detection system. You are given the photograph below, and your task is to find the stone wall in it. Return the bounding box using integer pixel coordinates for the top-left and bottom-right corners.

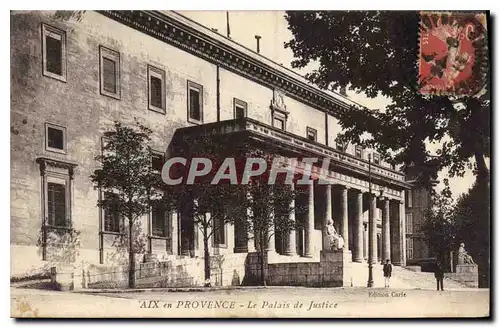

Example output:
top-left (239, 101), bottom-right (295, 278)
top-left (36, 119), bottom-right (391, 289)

top-left (52, 252), bottom-right (249, 289)
top-left (244, 250), bottom-right (352, 287)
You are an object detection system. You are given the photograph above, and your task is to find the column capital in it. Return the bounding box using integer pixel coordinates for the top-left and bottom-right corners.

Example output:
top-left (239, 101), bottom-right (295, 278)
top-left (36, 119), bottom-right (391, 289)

top-left (338, 184), bottom-right (349, 190)
top-left (351, 188), bottom-right (363, 195)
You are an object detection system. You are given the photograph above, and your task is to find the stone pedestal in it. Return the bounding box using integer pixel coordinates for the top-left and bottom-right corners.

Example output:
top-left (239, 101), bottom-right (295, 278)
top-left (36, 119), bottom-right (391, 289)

top-left (445, 264), bottom-right (479, 288)
top-left (51, 265), bottom-right (76, 291)
top-left (456, 264), bottom-right (479, 288)
top-left (320, 249), bottom-right (352, 287)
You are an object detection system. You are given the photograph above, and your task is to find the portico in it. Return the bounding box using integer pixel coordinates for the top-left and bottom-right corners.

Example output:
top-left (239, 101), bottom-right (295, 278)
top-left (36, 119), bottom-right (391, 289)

top-left (168, 117), bottom-right (410, 266)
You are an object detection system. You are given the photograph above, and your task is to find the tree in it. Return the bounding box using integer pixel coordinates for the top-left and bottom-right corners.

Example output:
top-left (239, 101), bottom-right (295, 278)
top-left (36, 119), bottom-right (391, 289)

top-left (241, 181), bottom-right (298, 286)
top-left (234, 147), bottom-right (303, 286)
top-left (422, 178), bottom-right (490, 287)
top-left (91, 121), bottom-right (161, 288)
top-left (160, 133), bottom-right (251, 286)
top-left (284, 11), bottom-right (490, 189)
top-left (162, 182), bottom-right (247, 286)
top-left (452, 180), bottom-right (490, 287)
top-left (421, 180), bottom-right (456, 262)
top-left (285, 11), bottom-right (490, 287)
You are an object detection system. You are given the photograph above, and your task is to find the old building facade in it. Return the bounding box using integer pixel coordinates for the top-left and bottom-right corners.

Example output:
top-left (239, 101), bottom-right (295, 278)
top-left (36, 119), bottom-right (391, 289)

top-left (11, 10), bottom-right (412, 285)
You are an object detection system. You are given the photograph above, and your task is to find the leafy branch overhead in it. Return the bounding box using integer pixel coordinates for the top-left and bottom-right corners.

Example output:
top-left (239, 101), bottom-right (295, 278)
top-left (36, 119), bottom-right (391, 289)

top-left (284, 11), bottom-right (490, 187)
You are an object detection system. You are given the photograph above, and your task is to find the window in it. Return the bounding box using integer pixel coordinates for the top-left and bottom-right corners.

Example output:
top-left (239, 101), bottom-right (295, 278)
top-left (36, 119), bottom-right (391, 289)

top-left (406, 238), bottom-right (414, 259)
top-left (103, 193), bottom-right (121, 233)
top-left (213, 214), bottom-right (226, 246)
top-left (151, 152), bottom-right (164, 173)
top-left (405, 213), bottom-right (413, 234)
top-left (99, 46), bottom-right (120, 99)
top-left (42, 24), bottom-right (66, 81)
top-left (306, 127), bottom-right (317, 142)
top-left (151, 204), bottom-right (169, 237)
top-left (45, 123), bottom-right (66, 154)
top-left (187, 81), bottom-right (203, 124)
top-left (148, 65), bottom-right (166, 112)
top-left (47, 182), bottom-right (67, 227)
top-left (406, 190), bottom-right (413, 208)
top-left (273, 117), bottom-right (285, 130)
top-left (233, 98), bottom-right (247, 119)
top-left (355, 146), bottom-right (363, 158)
top-left (373, 153), bottom-right (381, 165)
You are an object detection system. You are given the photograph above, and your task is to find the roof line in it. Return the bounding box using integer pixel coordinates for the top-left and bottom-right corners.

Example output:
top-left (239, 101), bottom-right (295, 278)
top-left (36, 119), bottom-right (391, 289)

top-left (164, 10), bottom-right (367, 110)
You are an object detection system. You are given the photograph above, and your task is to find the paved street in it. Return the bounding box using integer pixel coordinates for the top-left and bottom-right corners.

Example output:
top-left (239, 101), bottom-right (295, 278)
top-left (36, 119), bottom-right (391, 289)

top-left (11, 286), bottom-right (489, 318)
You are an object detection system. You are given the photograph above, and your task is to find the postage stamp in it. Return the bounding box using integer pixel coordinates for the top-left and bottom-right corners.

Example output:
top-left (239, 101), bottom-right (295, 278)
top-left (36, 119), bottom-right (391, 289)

top-left (418, 11), bottom-right (488, 96)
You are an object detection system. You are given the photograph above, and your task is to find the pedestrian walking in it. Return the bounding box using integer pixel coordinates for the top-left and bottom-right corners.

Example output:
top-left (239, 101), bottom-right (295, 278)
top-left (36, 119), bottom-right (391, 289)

top-left (434, 261), bottom-right (445, 291)
top-left (383, 259), bottom-right (392, 288)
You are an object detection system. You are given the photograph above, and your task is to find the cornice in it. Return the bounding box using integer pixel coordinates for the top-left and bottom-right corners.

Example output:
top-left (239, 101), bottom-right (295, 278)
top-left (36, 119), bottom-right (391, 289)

top-left (98, 10), bottom-right (359, 119)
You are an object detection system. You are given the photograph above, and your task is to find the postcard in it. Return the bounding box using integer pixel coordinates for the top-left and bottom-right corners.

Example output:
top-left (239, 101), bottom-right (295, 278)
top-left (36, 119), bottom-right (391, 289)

top-left (10, 9), bottom-right (490, 318)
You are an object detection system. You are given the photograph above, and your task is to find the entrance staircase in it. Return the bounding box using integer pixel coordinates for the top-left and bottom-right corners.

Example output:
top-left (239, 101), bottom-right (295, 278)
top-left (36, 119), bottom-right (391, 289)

top-left (349, 262), bottom-right (469, 290)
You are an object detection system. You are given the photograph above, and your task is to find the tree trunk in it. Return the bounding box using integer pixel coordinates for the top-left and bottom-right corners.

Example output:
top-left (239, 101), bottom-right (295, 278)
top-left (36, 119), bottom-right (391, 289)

top-left (128, 216), bottom-right (136, 289)
top-left (474, 151), bottom-right (490, 287)
top-left (259, 231), bottom-right (267, 286)
top-left (203, 225), bottom-right (211, 287)
top-left (474, 151), bottom-right (489, 183)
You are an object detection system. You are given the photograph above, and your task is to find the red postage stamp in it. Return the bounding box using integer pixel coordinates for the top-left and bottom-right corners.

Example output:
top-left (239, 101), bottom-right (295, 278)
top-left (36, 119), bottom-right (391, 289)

top-left (418, 11), bottom-right (488, 96)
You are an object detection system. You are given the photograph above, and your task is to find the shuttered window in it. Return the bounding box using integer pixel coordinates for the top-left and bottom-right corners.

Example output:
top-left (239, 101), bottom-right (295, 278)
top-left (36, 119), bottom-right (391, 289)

top-left (102, 57), bottom-right (116, 93)
top-left (104, 193), bottom-right (121, 233)
top-left (47, 182), bottom-right (67, 227)
top-left (42, 24), bottom-right (66, 81)
top-left (152, 204), bottom-right (169, 238)
top-left (148, 65), bottom-right (166, 112)
top-left (99, 46), bottom-right (120, 99)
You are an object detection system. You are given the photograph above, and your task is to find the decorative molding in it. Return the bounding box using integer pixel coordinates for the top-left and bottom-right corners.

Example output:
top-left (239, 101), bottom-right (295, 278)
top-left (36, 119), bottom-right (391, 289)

top-left (98, 10), bottom-right (357, 119)
top-left (36, 157), bottom-right (78, 179)
top-left (170, 118), bottom-right (410, 191)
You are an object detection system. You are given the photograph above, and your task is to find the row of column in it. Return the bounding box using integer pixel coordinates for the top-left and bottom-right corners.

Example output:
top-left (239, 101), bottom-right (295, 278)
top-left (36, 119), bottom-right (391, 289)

top-left (233, 182), bottom-right (405, 265)
top-left (277, 183), bottom-right (404, 264)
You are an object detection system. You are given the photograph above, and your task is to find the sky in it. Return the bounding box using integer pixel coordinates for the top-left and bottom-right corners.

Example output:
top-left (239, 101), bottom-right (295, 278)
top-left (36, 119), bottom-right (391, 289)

top-left (179, 10), bottom-right (481, 200)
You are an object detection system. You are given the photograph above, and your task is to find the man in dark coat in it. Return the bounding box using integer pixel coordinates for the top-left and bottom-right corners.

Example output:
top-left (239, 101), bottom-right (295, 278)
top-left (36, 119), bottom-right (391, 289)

top-left (435, 261), bottom-right (445, 291)
top-left (383, 259), bottom-right (392, 288)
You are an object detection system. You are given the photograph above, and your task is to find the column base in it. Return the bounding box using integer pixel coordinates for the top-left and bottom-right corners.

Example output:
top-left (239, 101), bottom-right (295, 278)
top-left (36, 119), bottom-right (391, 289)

top-left (283, 251), bottom-right (298, 256)
top-left (353, 258), bottom-right (364, 263)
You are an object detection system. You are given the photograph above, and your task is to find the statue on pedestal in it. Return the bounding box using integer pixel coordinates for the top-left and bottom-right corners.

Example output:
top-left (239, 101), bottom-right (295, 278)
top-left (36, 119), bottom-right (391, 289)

top-left (324, 219), bottom-right (344, 251)
top-left (458, 242), bottom-right (475, 265)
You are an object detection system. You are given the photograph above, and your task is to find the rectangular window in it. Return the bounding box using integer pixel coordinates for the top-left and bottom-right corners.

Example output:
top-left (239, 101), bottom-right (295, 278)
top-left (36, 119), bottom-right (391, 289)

top-left (99, 46), bottom-right (120, 99)
top-left (151, 204), bottom-right (169, 237)
top-left (273, 117), bottom-right (285, 130)
top-left (151, 152), bottom-right (164, 173)
top-left (355, 146), bottom-right (362, 158)
top-left (47, 182), bottom-right (67, 227)
top-left (187, 81), bottom-right (203, 124)
top-left (406, 190), bottom-right (413, 208)
top-left (42, 24), bottom-right (66, 81)
top-left (406, 213), bottom-right (413, 234)
top-left (148, 65), bottom-right (165, 112)
top-left (104, 193), bottom-right (121, 233)
top-left (306, 127), bottom-right (317, 142)
top-left (45, 123), bottom-right (66, 154)
top-left (406, 238), bottom-right (414, 259)
top-left (373, 153), bottom-right (381, 165)
top-left (213, 214), bottom-right (226, 246)
top-left (233, 98), bottom-right (247, 119)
